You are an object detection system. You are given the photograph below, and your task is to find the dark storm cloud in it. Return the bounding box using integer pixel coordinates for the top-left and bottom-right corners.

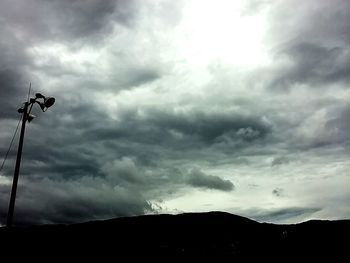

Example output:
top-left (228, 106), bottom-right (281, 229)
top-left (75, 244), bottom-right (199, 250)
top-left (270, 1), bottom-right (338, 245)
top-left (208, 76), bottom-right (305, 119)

top-left (248, 207), bottom-right (322, 222)
top-left (2, 102), bottom-right (251, 224)
top-left (12, 104), bottom-right (112, 179)
top-left (0, 27), bottom-right (33, 119)
top-left (0, 70), bottom-right (28, 119)
top-left (102, 158), bottom-right (147, 186)
top-left (187, 168), bottom-right (234, 191)
top-left (0, 0), bottom-right (137, 43)
top-left (47, 0), bottom-right (136, 38)
top-left (0, 0), bottom-right (140, 120)
top-left (70, 107), bottom-right (273, 167)
top-left (82, 108), bottom-right (272, 146)
top-left (0, 176), bottom-right (153, 225)
top-left (0, 153), bottom-right (162, 224)
top-left (16, 104), bottom-right (272, 181)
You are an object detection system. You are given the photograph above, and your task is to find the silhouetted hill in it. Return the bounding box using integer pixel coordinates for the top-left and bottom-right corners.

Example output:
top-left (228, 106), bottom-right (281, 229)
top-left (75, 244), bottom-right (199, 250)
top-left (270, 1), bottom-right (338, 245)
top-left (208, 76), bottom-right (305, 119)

top-left (0, 211), bottom-right (349, 260)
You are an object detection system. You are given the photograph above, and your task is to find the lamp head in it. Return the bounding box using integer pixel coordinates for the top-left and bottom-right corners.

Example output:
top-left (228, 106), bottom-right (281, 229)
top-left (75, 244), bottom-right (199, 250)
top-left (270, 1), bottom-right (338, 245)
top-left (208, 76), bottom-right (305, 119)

top-left (38, 97), bottom-right (55, 112)
top-left (44, 97), bottom-right (55, 108)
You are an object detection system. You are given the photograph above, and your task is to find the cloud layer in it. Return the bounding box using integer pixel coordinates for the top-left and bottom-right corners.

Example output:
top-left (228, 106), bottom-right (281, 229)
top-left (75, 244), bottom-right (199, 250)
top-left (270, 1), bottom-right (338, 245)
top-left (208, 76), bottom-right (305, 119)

top-left (0, 0), bottom-right (349, 225)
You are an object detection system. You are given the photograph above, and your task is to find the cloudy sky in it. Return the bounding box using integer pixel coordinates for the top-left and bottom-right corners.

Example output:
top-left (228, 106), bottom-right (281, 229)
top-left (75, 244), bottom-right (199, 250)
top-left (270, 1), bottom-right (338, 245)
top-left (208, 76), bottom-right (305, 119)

top-left (0, 0), bottom-right (349, 225)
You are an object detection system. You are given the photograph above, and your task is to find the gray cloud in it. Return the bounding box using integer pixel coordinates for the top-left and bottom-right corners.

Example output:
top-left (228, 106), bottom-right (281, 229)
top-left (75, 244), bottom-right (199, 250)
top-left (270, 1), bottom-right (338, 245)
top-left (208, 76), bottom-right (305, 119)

top-left (109, 67), bottom-right (163, 90)
top-left (324, 105), bottom-right (350, 146)
top-left (272, 188), bottom-right (283, 197)
top-left (0, 0), bottom-right (137, 44)
top-left (271, 156), bottom-right (290, 166)
top-left (187, 168), bottom-right (234, 191)
top-left (247, 207), bottom-right (322, 223)
top-left (271, 42), bottom-right (350, 89)
top-left (265, 0), bottom-right (350, 91)
top-left (292, 103), bottom-right (350, 150)
top-left (267, 0), bottom-right (350, 45)
top-left (102, 158), bottom-right (146, 186)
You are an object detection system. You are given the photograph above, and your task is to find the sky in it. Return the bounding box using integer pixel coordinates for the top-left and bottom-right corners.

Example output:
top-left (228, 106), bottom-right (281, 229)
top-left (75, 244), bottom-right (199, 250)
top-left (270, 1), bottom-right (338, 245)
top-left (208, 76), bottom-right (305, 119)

top-left (0, 0), bottom-right (349, 225)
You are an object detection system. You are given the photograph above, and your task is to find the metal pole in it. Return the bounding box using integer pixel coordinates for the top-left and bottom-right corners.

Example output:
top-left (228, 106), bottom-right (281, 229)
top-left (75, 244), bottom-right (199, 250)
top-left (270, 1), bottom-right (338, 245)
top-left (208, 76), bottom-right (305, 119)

top-left (6, 102), bottom-right (28, 227)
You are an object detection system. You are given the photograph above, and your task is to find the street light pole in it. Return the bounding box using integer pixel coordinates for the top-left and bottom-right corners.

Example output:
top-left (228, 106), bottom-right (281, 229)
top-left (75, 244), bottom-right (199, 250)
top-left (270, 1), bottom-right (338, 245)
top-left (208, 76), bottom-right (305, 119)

top-left (6, 102), bottom-right (28, 227)
top-left (6, 92), bottom-right (55, 227)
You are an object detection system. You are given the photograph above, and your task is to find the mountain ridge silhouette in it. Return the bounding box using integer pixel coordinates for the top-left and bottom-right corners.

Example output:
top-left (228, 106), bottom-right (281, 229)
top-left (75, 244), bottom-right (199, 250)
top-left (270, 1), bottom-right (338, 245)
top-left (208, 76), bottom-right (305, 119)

top-left (0, 211), bottom-right (348, 259)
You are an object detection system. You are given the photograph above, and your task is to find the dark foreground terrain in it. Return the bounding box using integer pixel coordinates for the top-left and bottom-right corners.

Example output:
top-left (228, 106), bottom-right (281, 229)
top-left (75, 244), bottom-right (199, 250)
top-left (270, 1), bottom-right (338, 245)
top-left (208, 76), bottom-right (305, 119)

top-left (0, 212), bottom-right (349, 260)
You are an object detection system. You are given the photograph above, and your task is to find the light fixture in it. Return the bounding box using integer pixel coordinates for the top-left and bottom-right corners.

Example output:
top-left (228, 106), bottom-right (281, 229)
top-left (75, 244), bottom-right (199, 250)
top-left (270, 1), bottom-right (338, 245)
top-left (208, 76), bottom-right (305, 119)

top-left (44, 96), bottom-right (55, 108)
top-left (36, 96), bottom-right (55, 112)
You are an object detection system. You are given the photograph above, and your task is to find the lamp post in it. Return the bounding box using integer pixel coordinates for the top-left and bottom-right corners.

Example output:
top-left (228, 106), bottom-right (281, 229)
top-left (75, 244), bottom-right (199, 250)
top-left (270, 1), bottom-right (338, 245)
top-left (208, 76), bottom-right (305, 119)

top-left (6, 93), bottom-right (55, 227)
